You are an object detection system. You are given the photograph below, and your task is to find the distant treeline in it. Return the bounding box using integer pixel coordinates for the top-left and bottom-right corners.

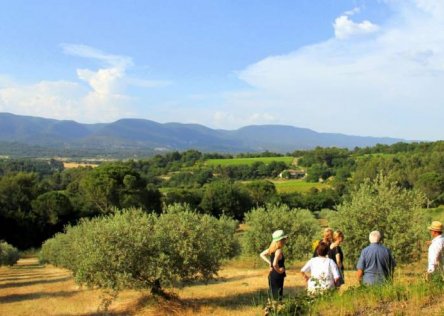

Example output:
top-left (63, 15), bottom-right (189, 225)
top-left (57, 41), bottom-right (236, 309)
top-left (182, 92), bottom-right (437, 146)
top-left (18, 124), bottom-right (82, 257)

top-left (0, 141), bottom-right (156, 159)
top-left (1, 141), bottom-right (444, 249)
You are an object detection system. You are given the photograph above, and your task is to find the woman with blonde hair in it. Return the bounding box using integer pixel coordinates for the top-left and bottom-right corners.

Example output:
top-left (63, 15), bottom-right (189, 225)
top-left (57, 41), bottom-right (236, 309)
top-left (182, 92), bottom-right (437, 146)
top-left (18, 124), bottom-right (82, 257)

top-left (328, 230), bottom-right (345, 286)
top-left (313, 228), bottom-right (334, 257)
top-left (260, 230), bottom-right (288, 301)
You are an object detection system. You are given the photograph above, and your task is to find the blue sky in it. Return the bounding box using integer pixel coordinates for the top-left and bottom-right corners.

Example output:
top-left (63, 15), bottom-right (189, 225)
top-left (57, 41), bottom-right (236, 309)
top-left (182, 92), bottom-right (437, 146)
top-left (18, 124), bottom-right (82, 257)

top-left (0, 0), bottom-right (443, 140)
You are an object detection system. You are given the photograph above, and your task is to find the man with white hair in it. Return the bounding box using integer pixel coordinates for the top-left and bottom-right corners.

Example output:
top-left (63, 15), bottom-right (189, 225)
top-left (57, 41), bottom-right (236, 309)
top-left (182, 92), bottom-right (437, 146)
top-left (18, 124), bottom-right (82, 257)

top-left (356, 231), bottom-right (396, 285)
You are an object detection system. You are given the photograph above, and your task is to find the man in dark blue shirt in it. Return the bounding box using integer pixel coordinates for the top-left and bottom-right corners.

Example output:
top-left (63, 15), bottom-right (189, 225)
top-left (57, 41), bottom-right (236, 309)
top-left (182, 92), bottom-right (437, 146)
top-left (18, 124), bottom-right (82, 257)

top-left (356, 231), bottom-right (396, 285)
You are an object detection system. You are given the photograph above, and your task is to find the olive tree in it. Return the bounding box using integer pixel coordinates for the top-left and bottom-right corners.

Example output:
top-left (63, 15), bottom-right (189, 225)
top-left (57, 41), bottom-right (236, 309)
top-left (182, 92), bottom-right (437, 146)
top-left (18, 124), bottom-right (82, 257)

top-left (40, 205), bottom-right (238, 294)
top-left (329, 174), bottom-right (428, 265)
top-left (242, 204), bottom-right (320, 261)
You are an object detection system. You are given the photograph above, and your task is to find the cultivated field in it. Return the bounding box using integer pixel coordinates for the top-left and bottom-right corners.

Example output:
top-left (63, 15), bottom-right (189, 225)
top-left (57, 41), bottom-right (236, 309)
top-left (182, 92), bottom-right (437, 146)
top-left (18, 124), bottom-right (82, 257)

top-left (63, 162), bottom-right (99, 169)
top-left (271, 179), bottom-right (330, 193)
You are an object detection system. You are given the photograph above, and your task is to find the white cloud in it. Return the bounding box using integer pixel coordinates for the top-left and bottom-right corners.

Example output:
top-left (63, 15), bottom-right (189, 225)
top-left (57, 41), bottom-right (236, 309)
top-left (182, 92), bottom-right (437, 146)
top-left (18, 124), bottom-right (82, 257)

top-left (227, 0), bottom-right (444, 140)
top-left (213, 111), bottom-right (277, 127)
top-left (61, 44), bottom-right (132, 69)
top-left (0, 45), bottom-right (168, 123)
top-left (344, 7), bottom-right (361, 16)
top-left (414, 0), bottom-right (444, 16)
top-left (0, 80), bottom-right (130, 122)
top-left (334, 15), bottom-right (379, 39)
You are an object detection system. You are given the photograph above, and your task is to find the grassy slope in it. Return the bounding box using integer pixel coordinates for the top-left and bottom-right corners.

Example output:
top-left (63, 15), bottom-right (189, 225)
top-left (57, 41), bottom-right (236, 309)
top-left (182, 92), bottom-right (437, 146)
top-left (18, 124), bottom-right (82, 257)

top-left (3, 211), bottom-right (443, 315)
top-left (2, 254), bottom-right (444, 315)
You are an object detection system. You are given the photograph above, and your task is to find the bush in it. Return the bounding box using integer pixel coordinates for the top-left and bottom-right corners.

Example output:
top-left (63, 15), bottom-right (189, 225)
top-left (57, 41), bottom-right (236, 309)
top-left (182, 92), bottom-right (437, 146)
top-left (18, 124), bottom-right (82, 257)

top-left (153, 204), bottom-right (239, 283)
top-left (318, 208), bottom-right (336, 222)
top-left (0, 241), bottom-right (20, 266)
top-left (329, 174), bottom-right (428, 266)
top-left (40, 205), bottom-right (239, 292)
top-left (242, 204), bottom-right (320, 261)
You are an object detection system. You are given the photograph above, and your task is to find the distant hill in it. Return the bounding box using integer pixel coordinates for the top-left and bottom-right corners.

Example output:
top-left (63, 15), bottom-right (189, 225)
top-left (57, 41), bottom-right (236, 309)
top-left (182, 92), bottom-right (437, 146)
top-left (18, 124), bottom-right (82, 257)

top-left (0, 112), bottom-right (404, 157)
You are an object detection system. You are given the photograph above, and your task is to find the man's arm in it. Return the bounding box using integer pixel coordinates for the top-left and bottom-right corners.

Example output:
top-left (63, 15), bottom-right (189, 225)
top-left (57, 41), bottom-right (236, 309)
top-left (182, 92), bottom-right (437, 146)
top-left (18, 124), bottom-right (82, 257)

top-left (356, 249), bottom-right (366, 284)
top-left (356, 269), bottom-right (363, 284)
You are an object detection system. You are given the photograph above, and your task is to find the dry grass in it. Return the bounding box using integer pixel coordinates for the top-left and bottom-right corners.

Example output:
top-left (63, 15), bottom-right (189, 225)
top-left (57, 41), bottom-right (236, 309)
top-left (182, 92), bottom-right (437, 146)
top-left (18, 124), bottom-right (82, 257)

top-left (0, 258), bottom-right (104, 315)
top-left (0, 257), bottom-right (299, 316)
top-left (63, 162), bottom-right (98, 169)
top-left (2, 256), bottom-right (444, 316)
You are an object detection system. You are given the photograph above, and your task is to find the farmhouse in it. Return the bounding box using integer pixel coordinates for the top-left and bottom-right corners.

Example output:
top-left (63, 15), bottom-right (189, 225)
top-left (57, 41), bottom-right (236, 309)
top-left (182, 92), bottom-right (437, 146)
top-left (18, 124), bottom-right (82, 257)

top-left (279, 169), bottom-right (306, 179)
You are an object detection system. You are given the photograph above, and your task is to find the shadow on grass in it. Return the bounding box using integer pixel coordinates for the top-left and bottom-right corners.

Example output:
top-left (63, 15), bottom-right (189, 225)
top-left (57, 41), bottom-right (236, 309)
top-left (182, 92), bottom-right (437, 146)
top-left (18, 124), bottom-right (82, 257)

top-left (152, 285), bottom-right (306, 315)
top-left (0, 270), bottom-right (67, 278)
top-left (0, 276), bottom-right (72, 289)
top-left (0, 273), bottom-right (68, 282)
top-left (79, 294), bottom-right (154, 316)
top-left (0, 290), bottom-right (76, 303)
top-left (80, 286), bottom-right (306, 316)
top-left (173, 274), bottom-right (259, 288)
top-left (186, 285), bottom-right (304, 308)
top-left (11, 263), bottom-right (45, 270)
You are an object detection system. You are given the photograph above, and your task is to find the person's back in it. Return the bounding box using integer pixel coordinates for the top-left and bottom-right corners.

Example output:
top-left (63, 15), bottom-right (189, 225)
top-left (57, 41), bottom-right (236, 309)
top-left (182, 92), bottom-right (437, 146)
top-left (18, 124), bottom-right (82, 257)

top-left (356, 231), bottom-right (396, 285)
top-left (302, 241), bottom-right (340, 295)
top-left (305, 257), bottom-right (338, 291)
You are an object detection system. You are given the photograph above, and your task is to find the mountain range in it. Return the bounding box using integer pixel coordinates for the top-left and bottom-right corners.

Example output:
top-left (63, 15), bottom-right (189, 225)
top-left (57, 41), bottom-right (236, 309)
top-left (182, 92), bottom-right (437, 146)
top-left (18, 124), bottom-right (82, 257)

top-left (0, 112), bottom-right (404, 157)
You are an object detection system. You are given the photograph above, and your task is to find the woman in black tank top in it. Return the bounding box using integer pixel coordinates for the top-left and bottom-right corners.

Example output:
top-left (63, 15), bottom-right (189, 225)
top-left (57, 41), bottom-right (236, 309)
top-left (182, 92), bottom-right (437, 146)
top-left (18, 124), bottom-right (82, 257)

top-left (260, 230), bottom-right (288, 301)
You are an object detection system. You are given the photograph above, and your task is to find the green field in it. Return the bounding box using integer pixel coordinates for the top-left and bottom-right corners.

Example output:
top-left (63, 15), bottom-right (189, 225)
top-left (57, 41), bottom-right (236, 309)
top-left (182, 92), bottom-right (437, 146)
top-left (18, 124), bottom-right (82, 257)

top-left (424, 206), bottom-right (444, 223)
top-left (205, 156), bottom-right (294, 166)
top-left (271, 179), bottom-right (330, 193)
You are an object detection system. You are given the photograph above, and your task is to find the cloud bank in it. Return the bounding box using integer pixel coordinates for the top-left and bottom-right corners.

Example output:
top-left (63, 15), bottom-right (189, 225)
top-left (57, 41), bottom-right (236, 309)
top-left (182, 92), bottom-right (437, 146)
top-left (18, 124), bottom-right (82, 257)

top-left (217, 0), bottom-right (444, 140)
top-left (0, 44), bottom-right (167, 123)
top-left (1, 1), bottom-right (443, 140)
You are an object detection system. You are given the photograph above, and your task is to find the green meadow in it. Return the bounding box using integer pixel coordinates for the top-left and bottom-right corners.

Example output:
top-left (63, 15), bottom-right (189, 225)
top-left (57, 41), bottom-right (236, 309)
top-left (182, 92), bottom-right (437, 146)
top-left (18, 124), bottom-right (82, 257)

top-left (271, 179), bottom-right (330, 193)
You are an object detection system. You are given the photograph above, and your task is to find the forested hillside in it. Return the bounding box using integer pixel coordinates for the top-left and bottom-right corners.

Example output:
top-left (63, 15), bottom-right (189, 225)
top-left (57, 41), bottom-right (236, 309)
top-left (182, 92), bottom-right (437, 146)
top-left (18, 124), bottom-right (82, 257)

top-left (1, 141), bottom-right (444, 250)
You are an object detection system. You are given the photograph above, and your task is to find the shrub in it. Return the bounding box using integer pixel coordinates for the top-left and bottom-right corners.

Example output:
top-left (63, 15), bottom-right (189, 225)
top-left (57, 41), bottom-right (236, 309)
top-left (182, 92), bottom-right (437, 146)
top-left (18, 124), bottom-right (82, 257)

top-left (318, 208), bottom-right (336, 222)
top-left (329, 174), bottom-right (428, 266)
top-left (0, 241), bottom-right (20, 266)
top-left (40, 205), bottom-right (239, 292)
top-left (153, 204), bottom-right (239, 284)
top-left (242, 204), bottom-right (320, 261)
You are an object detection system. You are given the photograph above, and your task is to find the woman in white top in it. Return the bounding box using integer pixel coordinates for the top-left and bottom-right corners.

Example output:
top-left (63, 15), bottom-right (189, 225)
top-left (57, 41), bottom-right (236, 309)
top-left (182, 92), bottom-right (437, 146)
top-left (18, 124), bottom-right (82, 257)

top-left (301, 241), bottom-right (340, 295)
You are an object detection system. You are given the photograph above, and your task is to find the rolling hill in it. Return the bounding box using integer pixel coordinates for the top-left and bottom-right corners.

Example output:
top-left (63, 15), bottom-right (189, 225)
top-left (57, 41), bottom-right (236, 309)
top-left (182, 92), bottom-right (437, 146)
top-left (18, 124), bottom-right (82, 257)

top-left (0, 112), bottom-right (404, 156)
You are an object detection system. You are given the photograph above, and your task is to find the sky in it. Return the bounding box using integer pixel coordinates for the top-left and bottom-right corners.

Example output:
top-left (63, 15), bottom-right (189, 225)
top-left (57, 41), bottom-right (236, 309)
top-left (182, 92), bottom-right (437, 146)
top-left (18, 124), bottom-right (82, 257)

top-left (0, 0), bottom-right (443, 141)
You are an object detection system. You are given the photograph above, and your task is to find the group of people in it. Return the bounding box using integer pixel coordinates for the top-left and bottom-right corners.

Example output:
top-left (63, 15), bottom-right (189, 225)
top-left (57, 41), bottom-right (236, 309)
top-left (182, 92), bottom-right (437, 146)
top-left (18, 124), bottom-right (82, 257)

top-left (259, 220), bottom-right (444, 301)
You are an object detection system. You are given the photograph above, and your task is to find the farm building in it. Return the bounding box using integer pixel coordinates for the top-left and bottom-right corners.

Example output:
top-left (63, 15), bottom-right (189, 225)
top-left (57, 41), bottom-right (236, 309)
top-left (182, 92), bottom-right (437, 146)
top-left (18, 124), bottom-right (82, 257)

top-left (279, 169), bottom-right (306, 179)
